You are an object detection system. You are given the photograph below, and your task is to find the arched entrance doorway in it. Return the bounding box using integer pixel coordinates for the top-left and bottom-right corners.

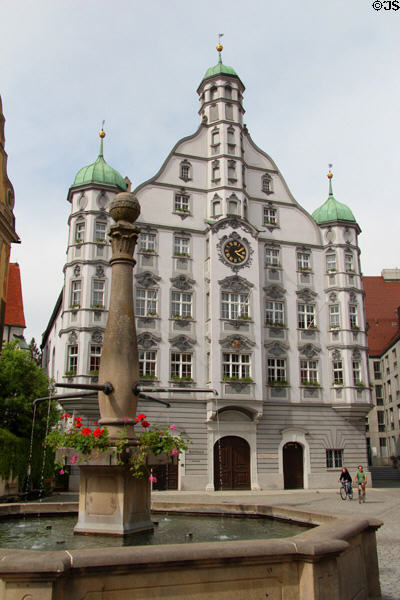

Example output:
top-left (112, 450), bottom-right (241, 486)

top-left (283, 442), bottom-right (304, 489)
top-left (214, 436), bottom-right (250, 490)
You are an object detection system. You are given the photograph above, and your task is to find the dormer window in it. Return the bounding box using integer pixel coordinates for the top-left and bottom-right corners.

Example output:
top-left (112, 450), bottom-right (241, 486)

top-left (180, 160), bottom-right (191, 182)
top-left (262, 174), bottom-right (273, 195)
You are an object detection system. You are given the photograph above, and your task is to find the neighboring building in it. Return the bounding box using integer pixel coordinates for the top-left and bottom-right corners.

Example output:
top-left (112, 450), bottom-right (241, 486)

top-left (0, 95), bottom-right (19, 349)
top-left (364, 269), bottom-right (400, 465)
top-left (42, 48), bottom-right (372, 491)
top-left (2, 262), bottom-right (27, 348)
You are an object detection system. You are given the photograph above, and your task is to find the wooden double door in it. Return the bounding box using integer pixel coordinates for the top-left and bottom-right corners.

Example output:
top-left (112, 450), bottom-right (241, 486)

top-left (214, 436), bottom-right (251, 490)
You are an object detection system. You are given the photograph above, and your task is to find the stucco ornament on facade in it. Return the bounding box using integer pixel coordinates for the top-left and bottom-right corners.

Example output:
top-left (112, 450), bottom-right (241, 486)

top-left (218, 274), bottom-right (253, 293)
top-left (135, 271), bottom-right (161, 288)
top-left (137, 332), bottom-right (160, 349)
top-left (169, 335), bottom-right (195, 351)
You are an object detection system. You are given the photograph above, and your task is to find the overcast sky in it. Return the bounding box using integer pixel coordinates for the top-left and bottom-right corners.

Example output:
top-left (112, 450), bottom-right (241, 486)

top-left (1, 0), bottom-right (399, 344)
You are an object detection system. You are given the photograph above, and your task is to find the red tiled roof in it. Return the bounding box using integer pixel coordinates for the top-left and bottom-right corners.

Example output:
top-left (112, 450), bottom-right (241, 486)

top-left (363, 276), bottom-right (400, 356)
top-left (4, 263), bottom-right (26, 328)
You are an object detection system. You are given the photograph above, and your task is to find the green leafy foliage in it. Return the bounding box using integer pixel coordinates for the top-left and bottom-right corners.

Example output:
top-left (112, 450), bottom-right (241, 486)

top-left (0, 342), bottom-right (58, 489)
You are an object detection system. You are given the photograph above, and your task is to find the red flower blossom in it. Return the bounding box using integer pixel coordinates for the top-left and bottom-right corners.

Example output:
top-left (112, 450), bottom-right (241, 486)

top-left (62, 413), bottom-right (70, 420)
top-left (148, 475), bottom-right (157, 483)
top-left (141, 420), bottom-right (150, 428)
top-left (74, 422), bottom-right (82, 428)
top-left (93, 427), bottom-right (104, 438)
top-left (81, 427), bottom-right (92, 436)
top-left (135, 413), bottom-right (147, 423)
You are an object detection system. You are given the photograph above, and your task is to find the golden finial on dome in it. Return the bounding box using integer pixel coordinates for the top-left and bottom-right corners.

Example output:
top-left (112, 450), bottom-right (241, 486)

top-left (217, 33), bottom-right (224, 53)
top-left (99, 119), bottom-right (106, 139)
top-left (327, 163), bottom-right (333, 179)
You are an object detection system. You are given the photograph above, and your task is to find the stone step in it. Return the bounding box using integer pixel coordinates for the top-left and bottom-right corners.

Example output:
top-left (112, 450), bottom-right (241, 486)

top-left (369, 466), bottom-right (400, 481)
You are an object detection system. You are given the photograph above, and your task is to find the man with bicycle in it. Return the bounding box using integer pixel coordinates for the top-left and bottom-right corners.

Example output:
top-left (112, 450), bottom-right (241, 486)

top-left (354, 465), bottom-right (367, 503)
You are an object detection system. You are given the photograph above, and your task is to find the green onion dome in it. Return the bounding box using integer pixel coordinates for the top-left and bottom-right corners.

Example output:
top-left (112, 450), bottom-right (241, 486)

top-left (71, 131), bottom-right (126, 191)
top-left (312, 172), bottom-right (356, 225)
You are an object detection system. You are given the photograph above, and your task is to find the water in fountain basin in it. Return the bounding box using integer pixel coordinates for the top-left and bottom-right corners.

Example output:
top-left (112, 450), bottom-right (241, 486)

top-left (0, 513), bottom-right (308, 551)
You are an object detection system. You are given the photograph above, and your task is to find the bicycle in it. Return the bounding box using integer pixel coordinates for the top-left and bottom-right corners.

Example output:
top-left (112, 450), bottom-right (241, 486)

top-left (339, 481), bottom-right (353, 500)
top-left (356, 483), bottom-right (366, 504)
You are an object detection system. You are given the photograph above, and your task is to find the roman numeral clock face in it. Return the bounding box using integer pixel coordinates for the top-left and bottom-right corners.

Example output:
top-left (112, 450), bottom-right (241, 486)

top-left (223, 239), bottom-right (248, 265)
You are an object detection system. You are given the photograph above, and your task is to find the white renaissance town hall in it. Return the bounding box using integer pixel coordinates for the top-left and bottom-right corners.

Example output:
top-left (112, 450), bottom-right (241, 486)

top-left (42, 47), bottom-right (371, 491)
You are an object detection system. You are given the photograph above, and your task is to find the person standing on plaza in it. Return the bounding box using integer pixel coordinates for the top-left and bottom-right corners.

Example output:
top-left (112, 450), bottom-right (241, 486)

top-left (354, 465), bottom-right (367, 503)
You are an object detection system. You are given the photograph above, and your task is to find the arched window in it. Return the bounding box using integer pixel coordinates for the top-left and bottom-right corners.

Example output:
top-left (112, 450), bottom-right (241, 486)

top-left (228, 199), bottom-right (238, 215)
top-left (210, 86), bottom-right (217, 100)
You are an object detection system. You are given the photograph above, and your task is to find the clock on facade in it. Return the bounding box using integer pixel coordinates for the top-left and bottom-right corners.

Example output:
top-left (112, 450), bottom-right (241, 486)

top-left (223, 239), bottom-right (248, 264)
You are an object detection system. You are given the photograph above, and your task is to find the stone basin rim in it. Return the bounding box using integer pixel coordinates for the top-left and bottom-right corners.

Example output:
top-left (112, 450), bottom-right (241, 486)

top-left (0, 500), bottom-right (382, 574)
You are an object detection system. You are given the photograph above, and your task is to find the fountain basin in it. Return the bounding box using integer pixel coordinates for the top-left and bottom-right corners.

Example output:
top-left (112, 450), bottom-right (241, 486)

top-left (0, 500), bottom-right (381, 600)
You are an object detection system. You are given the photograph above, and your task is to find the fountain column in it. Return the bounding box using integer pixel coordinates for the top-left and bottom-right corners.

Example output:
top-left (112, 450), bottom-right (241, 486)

top-left (74, 191), bottom-right (154, 535)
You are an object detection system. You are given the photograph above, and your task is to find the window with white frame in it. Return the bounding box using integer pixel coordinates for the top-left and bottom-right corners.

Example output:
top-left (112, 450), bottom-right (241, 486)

top-left (139, 350), bottom-right (156, 378)
top-left (171, 352), bottom-right (192, 380)
top-left (353, 360), bottom-right (361, 385)
top-left (300, 359), bottom-right (319, 385)
top-left (223, 353), bottom-right (251, 380)
top-left (173, 236), bottom-right (190, 257)
top-left (267, 358), bottom-right (287, 383)
top-left (67, 345), bottom-right (78, 374)
top-left (95, 221), bottom-right (107, 243)
top-left (264, 207), bottom-right (277, 225)
top-left (297, 252), bottom-right (311, 270)
top-left (298, 304), bottom-right (316, 329)
top-left (139, 232), bottom-right (156, 252)
top-left (333, 359), bottom-right (343, 384)
top-left (221, 292), bottom-right (249, 320)
top-left (265, 247), bottom-right (280, 267)
top-left (75, 220), bottom-right (85, 243)
top-left (326, 449), bottom-right (343, 468)
top-left (92, 279), bottom-right (105, 307)
top-left (171, 291), bottom-right (192, 318)
top-left (326, 254), bottom-right (337, 271)
top-left (136, 288), bottom-right (158, 316)
top-left (174, 194), bottom-right (190, 213)
top-left (262, 175), bottom-right (272, 194)
top-left (212, 160), bottom-right (220, 180)
top-left (180, 161), bottom-right (191, 181)
top-left (329, 304), bottom-right (340, 328)
top-left (345, 253), bottom-right (354, 272)
top-left (265, 300), bottom-right (284, 326)
top-left (89, 345), bottom-right (101, 373)
top-left (349, 304), bottom-right (358, 328)
top-left (70, 280), bottom-right (81, 307)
